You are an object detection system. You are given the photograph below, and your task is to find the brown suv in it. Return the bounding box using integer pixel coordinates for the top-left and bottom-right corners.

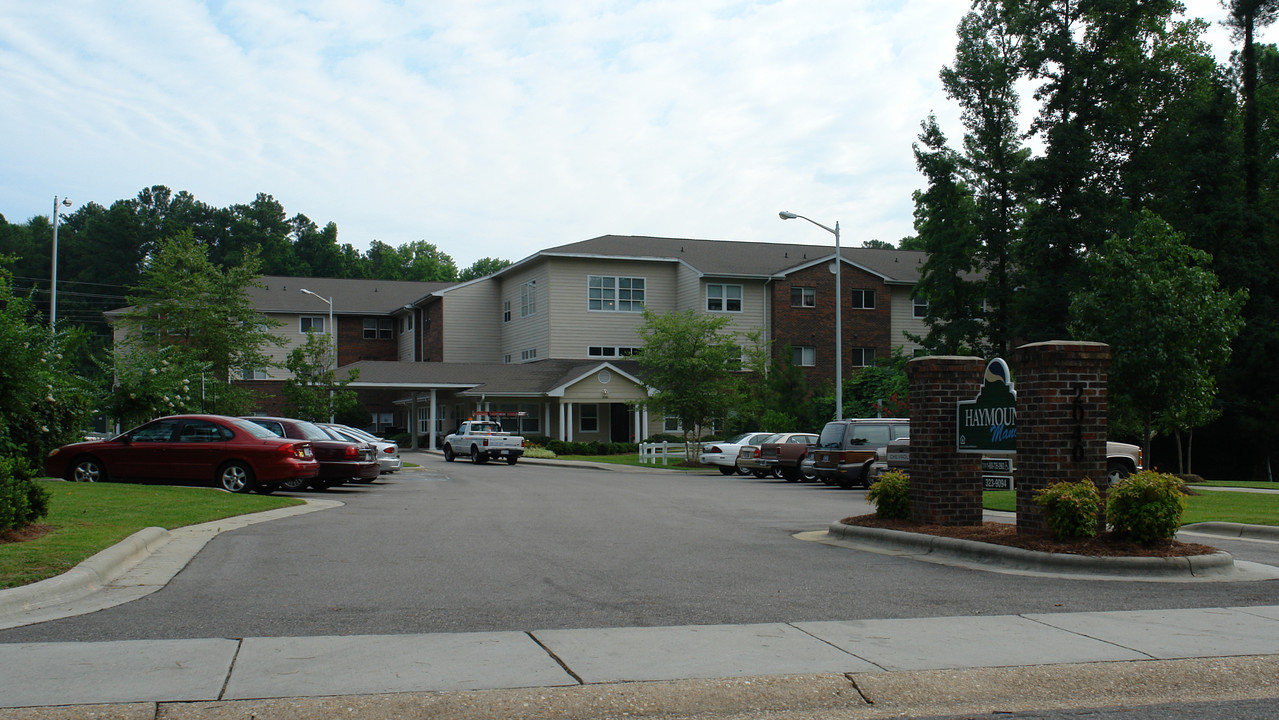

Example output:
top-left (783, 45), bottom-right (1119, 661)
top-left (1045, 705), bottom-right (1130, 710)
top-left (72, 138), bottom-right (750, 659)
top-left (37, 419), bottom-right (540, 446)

top-left (758, 433), bottom-right (819, 482)
top-left (812, 419), bottom-right (910, 488)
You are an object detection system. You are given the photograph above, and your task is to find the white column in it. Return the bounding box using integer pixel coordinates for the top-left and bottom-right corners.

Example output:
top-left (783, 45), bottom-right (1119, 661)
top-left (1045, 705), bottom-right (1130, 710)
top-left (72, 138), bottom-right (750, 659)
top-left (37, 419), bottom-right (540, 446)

top-left (409, 393), bottom-right (419, 450)
top-left (429, 389), bottom-right (438, 451)
top-left (566, 403), bottom-right (574, 442)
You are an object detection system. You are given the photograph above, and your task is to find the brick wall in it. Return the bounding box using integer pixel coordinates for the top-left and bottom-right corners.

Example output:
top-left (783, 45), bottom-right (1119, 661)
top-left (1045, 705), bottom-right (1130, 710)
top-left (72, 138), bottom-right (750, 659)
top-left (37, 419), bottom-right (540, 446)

top-left (421, 300), bottom-right (444, 362)
top-left (1011, 341), bottom-right (1110, 533)
top-left (337, 316), bottom-right (397, 366)
top-left (906, 356), bottom-right (985, 525)
top-left (771, 262), bottom-right (893, 388)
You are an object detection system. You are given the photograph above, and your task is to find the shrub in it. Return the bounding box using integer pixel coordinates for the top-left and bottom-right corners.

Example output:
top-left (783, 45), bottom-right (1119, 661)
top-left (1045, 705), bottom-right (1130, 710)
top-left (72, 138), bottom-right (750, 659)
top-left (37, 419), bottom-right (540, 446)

top-left (0, 456), bottom-right (50, 534)
top-left (866, 470), bottom-right (910, 520)
top-left (1034, 479), bottom-right (1101, 540)
top-left (1107, 470), bottom-right (1187, 545)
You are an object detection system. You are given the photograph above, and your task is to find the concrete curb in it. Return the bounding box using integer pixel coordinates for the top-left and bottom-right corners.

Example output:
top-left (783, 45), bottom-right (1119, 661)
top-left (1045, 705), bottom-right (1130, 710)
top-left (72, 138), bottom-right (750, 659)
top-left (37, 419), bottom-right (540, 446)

top-left (1183, 521), bottom-right (1279, 541)
top-left (825, 521), bottom-right (1239, 578)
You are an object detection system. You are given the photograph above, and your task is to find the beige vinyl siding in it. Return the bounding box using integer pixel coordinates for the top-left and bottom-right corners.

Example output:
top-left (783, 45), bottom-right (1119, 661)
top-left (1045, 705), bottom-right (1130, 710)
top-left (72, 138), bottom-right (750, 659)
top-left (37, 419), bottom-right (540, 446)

top-left (500, 266), bottom-right (550, 362)
top-left (397, 311), bottom-right (415, 361)
top-left (674, 263), bottom-right (702, 311)
top-left (889, 285), bottom-right (926, 354)
top-left (545, 257), bottom-right (680, 358)
top-left (441, 282), bottom-right (503, 363)
top-left (699, 278), bottom-right (771, 340)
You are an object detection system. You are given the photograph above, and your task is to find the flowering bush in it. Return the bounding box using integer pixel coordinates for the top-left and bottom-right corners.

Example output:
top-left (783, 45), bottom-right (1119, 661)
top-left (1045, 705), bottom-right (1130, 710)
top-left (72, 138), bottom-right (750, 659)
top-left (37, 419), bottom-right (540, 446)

top-left (1034, 479), bottom-right (1102, 539)
top-left (1107, 470), bottom-right (1187, 545)
top-left (867, 470), bottom-right (911, 519)
top-left (105, 345), bottom-right (208, 429)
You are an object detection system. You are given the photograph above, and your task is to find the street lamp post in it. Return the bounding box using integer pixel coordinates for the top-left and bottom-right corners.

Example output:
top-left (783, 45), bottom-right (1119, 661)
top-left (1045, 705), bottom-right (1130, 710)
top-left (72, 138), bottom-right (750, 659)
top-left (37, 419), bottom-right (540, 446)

top-left (300, 288), bottom-right (336, 423)
top-left (50, 196), bottom-right (73, 329)
top-left (779, 211), bottom-right (842, 421)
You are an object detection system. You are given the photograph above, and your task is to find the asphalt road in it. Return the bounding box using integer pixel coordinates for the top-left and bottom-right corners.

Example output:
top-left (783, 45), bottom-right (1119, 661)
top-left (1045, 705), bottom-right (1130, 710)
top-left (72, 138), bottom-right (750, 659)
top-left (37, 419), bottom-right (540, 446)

top-left (2, 459), bottom-right (1277, 644)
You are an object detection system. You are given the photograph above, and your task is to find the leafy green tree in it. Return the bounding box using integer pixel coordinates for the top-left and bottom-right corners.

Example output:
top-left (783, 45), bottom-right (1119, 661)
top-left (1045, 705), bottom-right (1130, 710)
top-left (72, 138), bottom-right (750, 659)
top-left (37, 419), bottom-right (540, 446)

top-left (104, 345), bottom-right (208, 429)
top-left (843, 348), bottom-right (910, 419)
top-left (397, 240), bottom-right (459, 282)
top-left (460, 257), bottom-right (513, 281)
top-left (636, 309), bottom-right (742, 450)
top-left (1069, 211), bottom-right (1247, 466)
top-left (1224, 0), bottom-right (1279, 206)
top-left (116, 231), bottom-right (283, 416)
top-left (0, 263), bottom-right (99, 465)
top-left (281, 332), bottom-right (363, 423)
top-left (909, 116), bottom-right (988, 355)
top-left (860, 239), bottom-right (895, 249)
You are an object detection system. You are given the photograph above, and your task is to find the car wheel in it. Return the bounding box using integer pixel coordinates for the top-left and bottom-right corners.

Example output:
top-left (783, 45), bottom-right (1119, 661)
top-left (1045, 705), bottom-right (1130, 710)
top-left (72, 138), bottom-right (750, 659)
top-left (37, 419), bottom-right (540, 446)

top-left (1107, 462), bottom-right (1132, 485)
top-left (506, 456), bottom-right (518, 465)
top-left (280, 476), bottom-right (310, 492)
top-left (717, 465), bottom-right (736, 476)
top-left (69, 455), bottom-right (106, 483)
top-left (443, 444), bottom-right (455, 462)
top-left (471, 445), bottom-right (488, 464)
top-left (800, 460), bottom-right (817, 482)
top-left (217, 462), bottom-right (255, 493)
top-left (781, 468), bottom-right (799, 482)
top-left (735, 464), bottom-right (751, 476)
top-left (751, 469), bottom-right (768, 479)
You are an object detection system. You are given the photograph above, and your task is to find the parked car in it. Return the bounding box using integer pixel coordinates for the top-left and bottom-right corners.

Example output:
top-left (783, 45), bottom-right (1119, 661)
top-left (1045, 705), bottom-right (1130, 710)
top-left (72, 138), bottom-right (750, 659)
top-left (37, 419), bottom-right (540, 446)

top-left (44, 414), bottom-right (319, 494)
top-left (243, 417), bottom-right (380, 490)
top-left (698, 432), bottom-right (775, 476)
top-left (736, 433), bottom-right (784, 478)
top-left (758, 432), bottom-right (820, 482)
top-left (813, 419), bottom-right (911, 488)
top-left (322, 423), bottom-right (402, 474)
top-left (880, 435), bottom-right (1145, 487)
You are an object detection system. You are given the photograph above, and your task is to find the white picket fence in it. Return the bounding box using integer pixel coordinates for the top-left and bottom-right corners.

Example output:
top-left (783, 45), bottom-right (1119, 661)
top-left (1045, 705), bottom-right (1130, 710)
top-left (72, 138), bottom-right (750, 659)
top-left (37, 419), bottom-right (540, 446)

top-left (638, 441), bottom-right (693, 465)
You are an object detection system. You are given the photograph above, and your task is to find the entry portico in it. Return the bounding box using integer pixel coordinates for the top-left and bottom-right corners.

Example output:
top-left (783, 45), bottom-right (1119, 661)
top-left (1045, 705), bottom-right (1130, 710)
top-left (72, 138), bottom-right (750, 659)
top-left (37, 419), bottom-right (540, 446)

top-left (341, 359), bottom-right (652, 450)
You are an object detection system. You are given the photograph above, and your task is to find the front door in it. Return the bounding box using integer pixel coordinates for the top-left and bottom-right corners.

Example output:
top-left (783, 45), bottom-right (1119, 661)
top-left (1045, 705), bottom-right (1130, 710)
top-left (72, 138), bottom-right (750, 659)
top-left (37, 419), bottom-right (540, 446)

top-left (610, 403), bottom-right (630, 442)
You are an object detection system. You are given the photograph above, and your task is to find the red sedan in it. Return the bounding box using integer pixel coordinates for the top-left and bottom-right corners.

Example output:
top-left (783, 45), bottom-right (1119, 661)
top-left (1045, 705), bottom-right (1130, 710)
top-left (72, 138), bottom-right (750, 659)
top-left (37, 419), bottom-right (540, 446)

top-left (44, 415), bottom-right (319, 494)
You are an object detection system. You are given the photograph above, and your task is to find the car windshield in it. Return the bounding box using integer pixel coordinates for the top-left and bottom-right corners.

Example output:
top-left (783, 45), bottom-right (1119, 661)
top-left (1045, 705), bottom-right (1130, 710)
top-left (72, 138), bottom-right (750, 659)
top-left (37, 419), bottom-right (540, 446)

top-left (229, 418), bottom-right (285, 439)
top-left (294, 421), bottom-right (336, 441)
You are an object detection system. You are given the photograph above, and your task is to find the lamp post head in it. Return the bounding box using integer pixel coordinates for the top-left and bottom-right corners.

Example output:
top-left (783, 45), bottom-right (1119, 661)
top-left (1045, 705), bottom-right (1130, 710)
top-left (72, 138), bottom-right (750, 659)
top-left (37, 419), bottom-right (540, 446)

top-left (61, 198), bottom-right (72, 208)
top-left (779, 211), bottom-right (798, 220)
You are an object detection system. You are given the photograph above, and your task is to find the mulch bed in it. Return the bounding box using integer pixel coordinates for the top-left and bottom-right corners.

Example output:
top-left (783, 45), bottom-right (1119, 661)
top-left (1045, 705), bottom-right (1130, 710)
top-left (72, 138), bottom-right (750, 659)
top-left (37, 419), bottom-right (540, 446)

top-left (841, 514), bottom-right (1218, 558)
top-left (0, 524), bottom-right (53, 544)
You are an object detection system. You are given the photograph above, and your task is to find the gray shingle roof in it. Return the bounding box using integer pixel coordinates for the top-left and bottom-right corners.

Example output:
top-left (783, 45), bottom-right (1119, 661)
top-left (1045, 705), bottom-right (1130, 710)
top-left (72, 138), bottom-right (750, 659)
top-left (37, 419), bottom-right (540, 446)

top-left (537, 235), bottom-right (927, 284)
top-left (250, 276), bottom-right (459, 315)
top-left (341, 359), bottom-right (645, 396)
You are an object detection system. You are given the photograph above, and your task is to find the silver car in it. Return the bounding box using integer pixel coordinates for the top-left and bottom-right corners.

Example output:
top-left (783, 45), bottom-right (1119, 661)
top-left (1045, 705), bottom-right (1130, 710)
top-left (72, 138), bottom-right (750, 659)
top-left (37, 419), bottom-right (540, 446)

top-left (322, 423), bottom-right (402, 474)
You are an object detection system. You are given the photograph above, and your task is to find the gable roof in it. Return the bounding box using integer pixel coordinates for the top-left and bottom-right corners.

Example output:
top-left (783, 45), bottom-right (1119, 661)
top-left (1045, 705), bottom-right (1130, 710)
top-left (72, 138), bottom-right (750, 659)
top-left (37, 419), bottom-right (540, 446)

top-left (250, 276), bottom-right (459, 315)
top-left (513, 235), bottom-right (927, 284)
top-left (340, 358), bottom-right (646, 397)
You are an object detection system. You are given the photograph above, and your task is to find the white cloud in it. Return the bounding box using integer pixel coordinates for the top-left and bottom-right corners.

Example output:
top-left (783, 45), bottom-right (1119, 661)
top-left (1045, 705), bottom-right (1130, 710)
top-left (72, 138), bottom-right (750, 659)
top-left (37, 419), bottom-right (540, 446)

top-left (0, 0), bottom-right (1270, 269)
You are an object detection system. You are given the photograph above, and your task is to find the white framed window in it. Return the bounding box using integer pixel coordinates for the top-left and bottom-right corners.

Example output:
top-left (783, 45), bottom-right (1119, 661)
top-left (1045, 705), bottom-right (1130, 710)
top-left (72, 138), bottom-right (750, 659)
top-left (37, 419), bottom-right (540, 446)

top-left (520, 347), bottom-right (537, 361)
top-left (300, 316), bottom-right (326, 333)
top-left (588, 275), bottom-right (646, 312)
top-left (521, 280), bottom-right (536, 317)
top-left (793, 345), bottom-right (816, 366)
top-left (706, 283), bottom-right (743, 312)
top-left (503, 354), bottom-right (512, 364)
top-left (851, 347), bottom-right (876, 367)
top-left (663, 416), bottom-right (682, 433)
top-left (913, 296), bottom-right (928, 319)
top-left (588, 346), bottom-right (641, 357)
top-left (502, 300), bottom-right (511, 323)
top-left (364, 318), bottom-right (393, 339)
top-left (791, 286), bottom-right (816, 307)
top-left (241, 368), bottom-right (270, 380)
top-left (579, 404), bottom-right (599, 433)
top-left (851, 289), bottom-right (876, 309)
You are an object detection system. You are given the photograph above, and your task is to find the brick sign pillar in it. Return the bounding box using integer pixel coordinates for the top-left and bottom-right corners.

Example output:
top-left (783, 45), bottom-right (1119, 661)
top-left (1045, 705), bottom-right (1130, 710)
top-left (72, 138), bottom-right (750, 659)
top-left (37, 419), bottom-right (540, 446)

top-left (906, 356), bottom-right (985, 526)
top-left (1011, 341), bottom-right (1111, 533)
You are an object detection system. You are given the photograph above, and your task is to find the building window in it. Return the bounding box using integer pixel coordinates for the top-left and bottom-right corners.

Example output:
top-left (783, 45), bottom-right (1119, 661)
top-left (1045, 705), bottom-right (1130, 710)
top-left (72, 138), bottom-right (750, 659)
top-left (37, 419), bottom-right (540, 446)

top-left (793, 346), bottom-right (816, 367)
top-left (663, 416), bottom-right (682, 433)
top-left (241, 368), bottom-right (270, 380)
top-left (498, 403), bottom-right (541, 434)
top-left (851, 290), bottom-right (876, 309)
top-left (588, 275), bottom-right (646, 312)
top-left (364, 318), bottom-right (393, 339)
top-left (851, 347), bottom-right (876, 367)
top-left (503, 354), bottom-right (512, 364)
top-left (300, 316), bottom-right (326, 334)
top-left (791, 287), bottom-right (816, 307)
top-left (913, 296), bottom-right (928, 319)
top-left (502, 300), bottom-right (511, 323)
top-left (588, 346), bottom-right (641, 357)
top-left (706, 283), bottom-right (742, 312)
top-left (580, 404), bottom-right (599, 433)
top-left (521, 280), bottom-right (536, 317)
top-left (520, 348), bottom-right (537, 361)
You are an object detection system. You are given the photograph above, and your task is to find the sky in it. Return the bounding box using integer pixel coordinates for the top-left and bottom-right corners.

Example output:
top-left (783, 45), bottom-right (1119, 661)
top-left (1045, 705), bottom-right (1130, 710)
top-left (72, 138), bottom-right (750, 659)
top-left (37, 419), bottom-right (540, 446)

top-left (1, 1), bottom-right (1271, 270)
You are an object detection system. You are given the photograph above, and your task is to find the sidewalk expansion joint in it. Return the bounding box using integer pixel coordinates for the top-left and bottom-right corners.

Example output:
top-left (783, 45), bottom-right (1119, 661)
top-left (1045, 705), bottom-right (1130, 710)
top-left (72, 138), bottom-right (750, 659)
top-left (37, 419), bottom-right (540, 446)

top-left (526, 631), bottom-right (584, 685)
top-left (217, 638), bottom-right (244, 701)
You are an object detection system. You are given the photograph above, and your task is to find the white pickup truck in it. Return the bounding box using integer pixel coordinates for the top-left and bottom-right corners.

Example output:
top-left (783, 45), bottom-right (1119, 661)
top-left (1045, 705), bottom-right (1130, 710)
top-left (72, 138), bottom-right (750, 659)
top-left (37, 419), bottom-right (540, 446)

top-left (442, 420), bottom-right (525, 465)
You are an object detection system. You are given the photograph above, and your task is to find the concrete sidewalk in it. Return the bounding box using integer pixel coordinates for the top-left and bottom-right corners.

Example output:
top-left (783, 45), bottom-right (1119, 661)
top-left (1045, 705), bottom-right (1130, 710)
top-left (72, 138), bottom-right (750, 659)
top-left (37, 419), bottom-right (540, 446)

top-left (1, 606), bottom-right (1278, 710)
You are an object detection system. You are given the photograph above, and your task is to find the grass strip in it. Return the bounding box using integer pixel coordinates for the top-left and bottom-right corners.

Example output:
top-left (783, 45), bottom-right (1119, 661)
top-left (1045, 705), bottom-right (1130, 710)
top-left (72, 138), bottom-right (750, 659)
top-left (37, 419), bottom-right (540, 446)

top-left (983, 489), bottom-right (1279, 526)
top-left (0, 482), bottom-right (301, 589)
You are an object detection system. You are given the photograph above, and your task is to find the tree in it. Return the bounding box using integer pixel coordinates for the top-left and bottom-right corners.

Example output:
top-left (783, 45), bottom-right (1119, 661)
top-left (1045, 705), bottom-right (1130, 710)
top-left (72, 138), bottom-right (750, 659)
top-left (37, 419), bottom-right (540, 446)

top-left (843, 348), bottom-right (911, 420)
top-left (909, 116), bottom-right (988, 355)
top-left (860, 239), bottom-right (895, 249)
top-left (104, 345), bottom-right (209, 429)
top-left (116, 231), bottom-right (284, 416)
top-left (636, 309), bottom-right (743, 450)
top-left (1069, 211), bottom-right (1247, 467)
top-left (1223, 0), bottom-right (1279, 207)
top-left (281, 332), bottom-right (363, 423)
top-left (460, 257), bottom-right (513, 281)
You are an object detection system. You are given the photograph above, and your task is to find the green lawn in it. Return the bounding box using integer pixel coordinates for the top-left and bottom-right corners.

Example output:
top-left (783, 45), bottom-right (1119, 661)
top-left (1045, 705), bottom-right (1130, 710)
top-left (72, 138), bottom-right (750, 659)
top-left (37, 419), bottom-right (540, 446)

top-left (983, 488), bottom-right (1279, 526)
top-left (1, 482), bottom-right (301, 589)
top-left (556, 454), bottom-right (711, 471)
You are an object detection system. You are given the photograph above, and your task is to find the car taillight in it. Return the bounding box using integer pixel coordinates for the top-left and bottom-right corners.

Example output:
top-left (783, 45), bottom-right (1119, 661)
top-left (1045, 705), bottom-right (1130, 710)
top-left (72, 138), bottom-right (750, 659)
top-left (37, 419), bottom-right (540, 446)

top-left (383, 447), bottom-right (395, 454)
top-left (483, 438), bottom-right (489, 446)
top-left (282, 442), bottom-right (312, 458)
top-left (708, 445), bottom-right (722, 453)
top-left (345, 445), bottom-right (359, 459)
top-left (751, 448), bottom-right (760, 458)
